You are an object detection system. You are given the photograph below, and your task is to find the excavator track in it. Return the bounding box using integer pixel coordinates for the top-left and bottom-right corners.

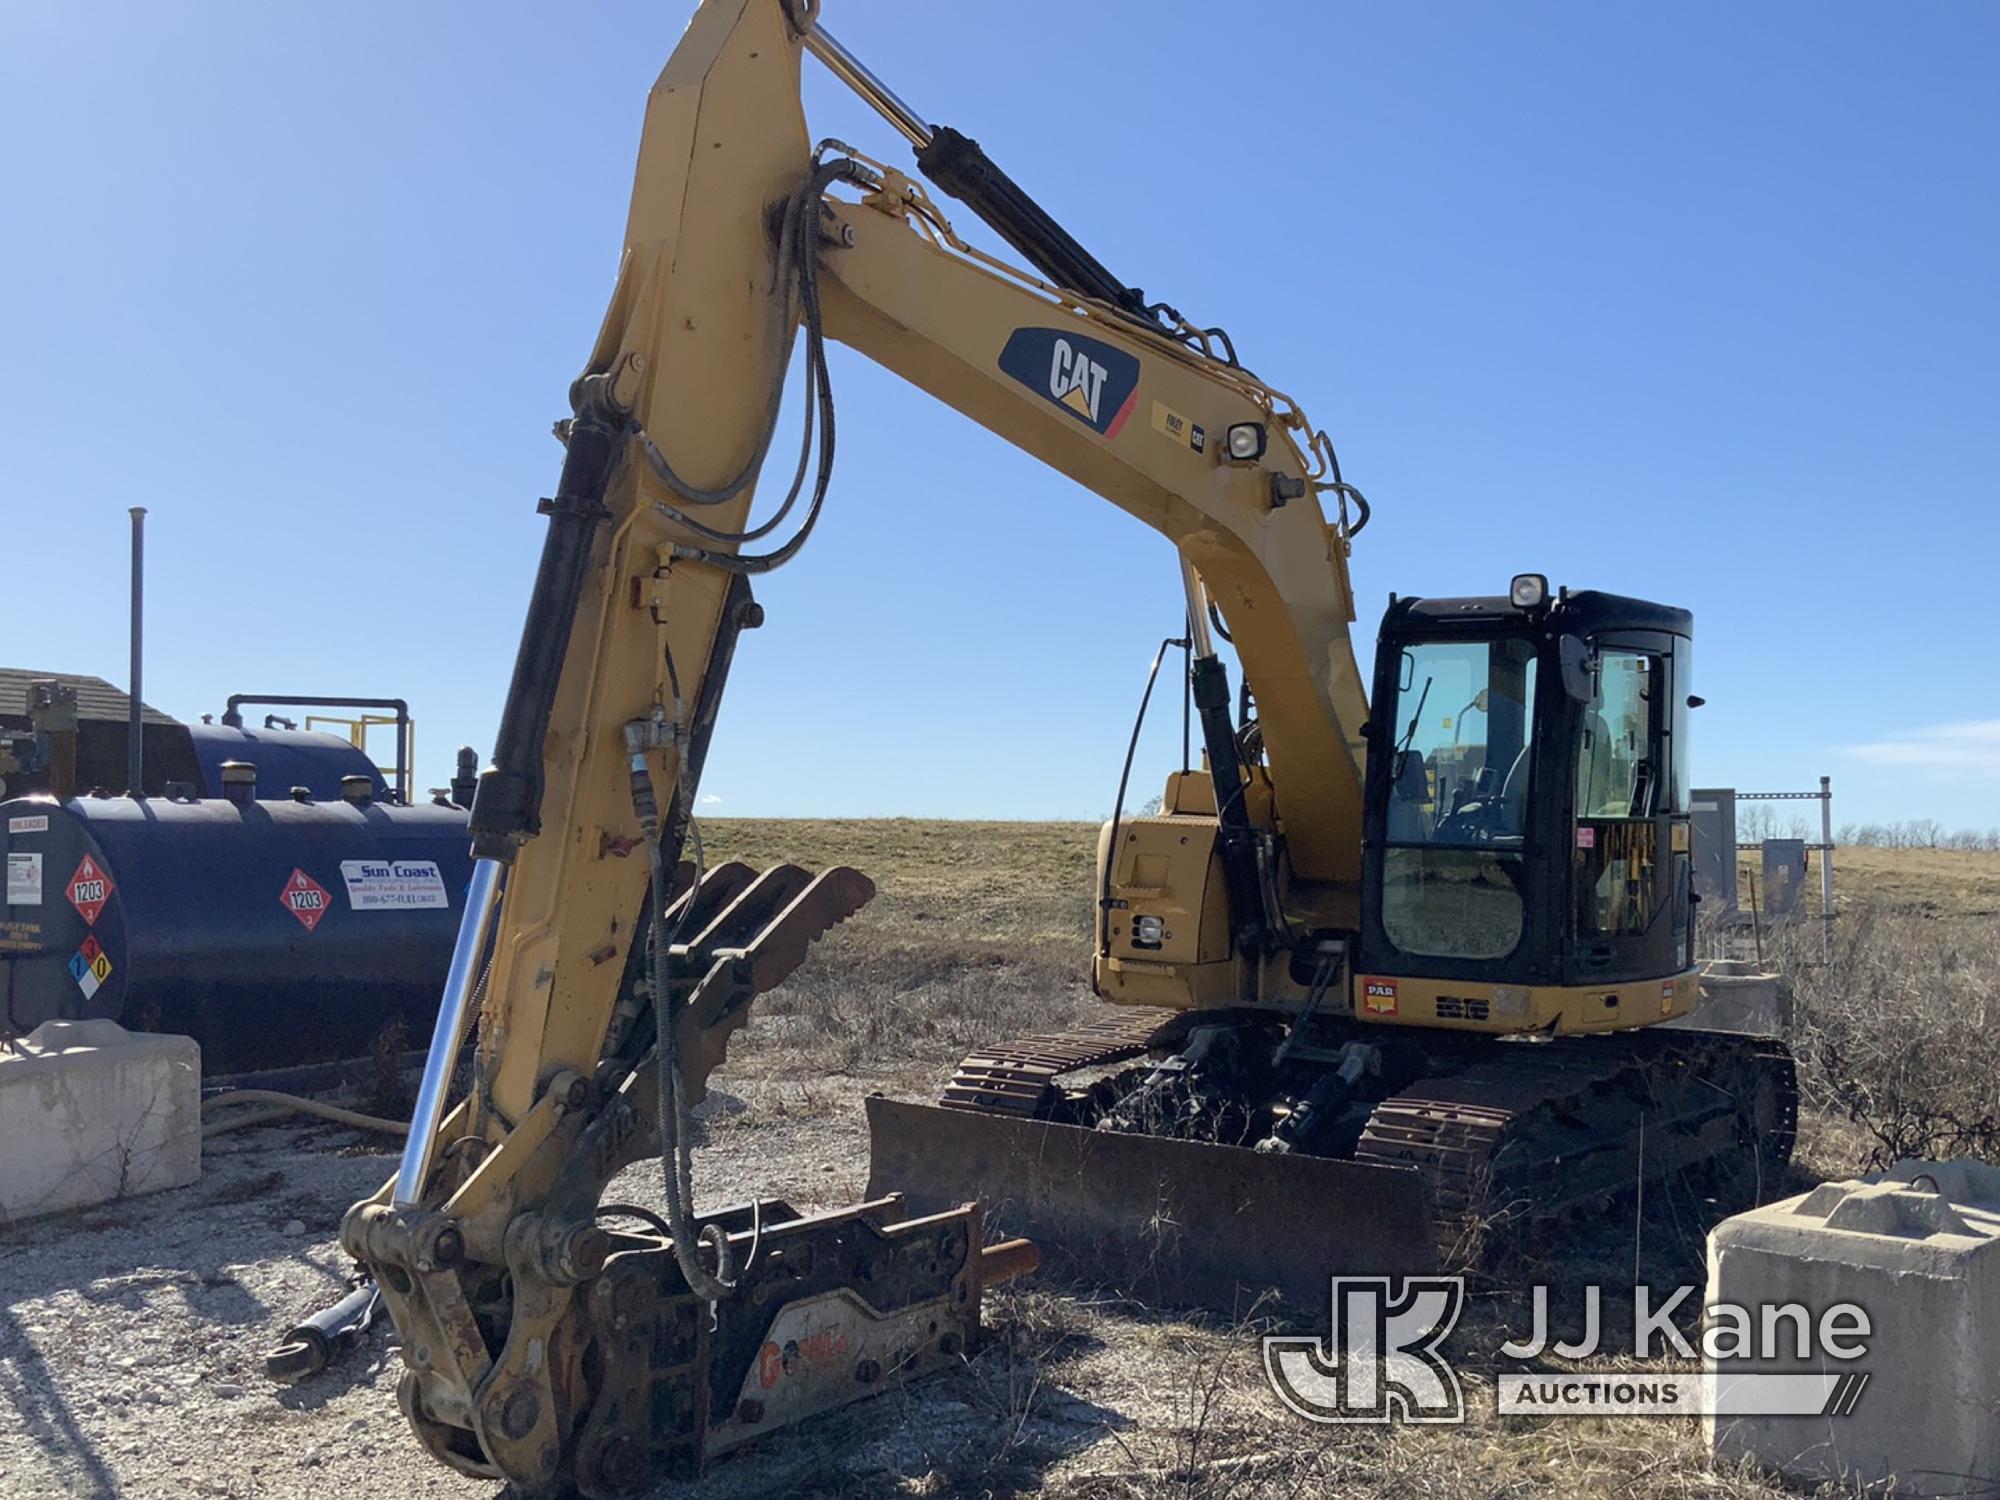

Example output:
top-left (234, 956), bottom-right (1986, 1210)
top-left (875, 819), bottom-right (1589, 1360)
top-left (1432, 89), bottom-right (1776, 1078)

top-left (878, 1014), bottom-right (1798, 1298)
top-left (1357, 1029), bottom-right (1799, 1236)
top-left (938, 1010), bottom-right (1171, 1117)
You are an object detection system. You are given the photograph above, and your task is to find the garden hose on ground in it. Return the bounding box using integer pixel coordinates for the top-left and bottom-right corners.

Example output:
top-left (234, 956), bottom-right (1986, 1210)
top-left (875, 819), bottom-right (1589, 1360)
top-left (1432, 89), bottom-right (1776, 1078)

top-left (201, 1089), bottom-right (409, 1139)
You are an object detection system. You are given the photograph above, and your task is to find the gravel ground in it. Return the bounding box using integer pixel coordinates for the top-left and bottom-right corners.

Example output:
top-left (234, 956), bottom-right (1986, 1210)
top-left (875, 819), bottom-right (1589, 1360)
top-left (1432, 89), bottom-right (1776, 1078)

top-left (0, 1056), bottom-right (1786, 1500)
top-left (0, 1058), bottom-right (1162, 1500)
top-left (0, 1111), bottom-right (477, 1500)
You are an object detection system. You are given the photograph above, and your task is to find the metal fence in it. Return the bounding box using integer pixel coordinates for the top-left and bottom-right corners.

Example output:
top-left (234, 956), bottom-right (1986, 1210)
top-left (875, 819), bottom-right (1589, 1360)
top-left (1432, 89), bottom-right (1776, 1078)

top-left (1692, 776), bottom-right (1836, 960)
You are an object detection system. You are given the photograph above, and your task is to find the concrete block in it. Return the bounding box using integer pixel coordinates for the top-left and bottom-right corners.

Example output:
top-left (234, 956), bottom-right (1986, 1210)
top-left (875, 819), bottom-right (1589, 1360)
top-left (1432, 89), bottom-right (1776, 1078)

top-left (1665, 959), bottom-right (1790, 1037)
top-left (1706, 1159), bottom-right (2000, 1494)
top-left (0, 1019), bottom-right (200, 1222)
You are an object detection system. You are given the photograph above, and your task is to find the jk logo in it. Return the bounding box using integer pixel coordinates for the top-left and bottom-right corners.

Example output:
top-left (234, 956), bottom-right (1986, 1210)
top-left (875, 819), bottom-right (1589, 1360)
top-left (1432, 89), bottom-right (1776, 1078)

top-left (1264, 1277), bottom-right (1467, 1424)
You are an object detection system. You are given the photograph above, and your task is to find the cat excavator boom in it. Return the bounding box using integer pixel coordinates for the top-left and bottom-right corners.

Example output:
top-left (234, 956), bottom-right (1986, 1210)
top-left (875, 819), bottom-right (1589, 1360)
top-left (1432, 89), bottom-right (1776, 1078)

top-left (342, 6), bottom-right (1793, 1493)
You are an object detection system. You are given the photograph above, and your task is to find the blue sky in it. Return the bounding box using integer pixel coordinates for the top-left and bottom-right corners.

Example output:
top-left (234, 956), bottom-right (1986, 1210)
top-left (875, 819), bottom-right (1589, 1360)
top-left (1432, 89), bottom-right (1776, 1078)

top-left (4, 2), bottom-right (1996, 832)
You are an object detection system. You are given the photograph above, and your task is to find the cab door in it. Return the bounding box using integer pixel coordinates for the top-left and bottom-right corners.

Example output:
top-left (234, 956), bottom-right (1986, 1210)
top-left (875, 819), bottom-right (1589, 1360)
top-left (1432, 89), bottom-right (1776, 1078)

top-left (1565, 633), bottom-right (1688, 984)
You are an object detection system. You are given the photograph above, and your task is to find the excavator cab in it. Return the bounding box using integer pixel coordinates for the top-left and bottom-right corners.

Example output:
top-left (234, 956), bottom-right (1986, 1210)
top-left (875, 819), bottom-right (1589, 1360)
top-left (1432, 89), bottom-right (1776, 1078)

top-left (870, 578), bottom-right (1769, 1313)
top-left (1359, 578), bottom-right (1697, 1010)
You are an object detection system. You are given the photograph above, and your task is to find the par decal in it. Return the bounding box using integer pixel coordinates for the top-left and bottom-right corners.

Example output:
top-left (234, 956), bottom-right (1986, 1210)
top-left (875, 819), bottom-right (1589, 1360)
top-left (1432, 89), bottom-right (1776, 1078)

top-left (1362, 978), bottom-right (1399, 1017)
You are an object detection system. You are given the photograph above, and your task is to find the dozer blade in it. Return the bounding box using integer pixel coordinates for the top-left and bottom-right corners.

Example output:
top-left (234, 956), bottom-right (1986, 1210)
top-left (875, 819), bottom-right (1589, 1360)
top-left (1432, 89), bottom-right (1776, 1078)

top-left (866, 1096), bottom-right (1435, 1310)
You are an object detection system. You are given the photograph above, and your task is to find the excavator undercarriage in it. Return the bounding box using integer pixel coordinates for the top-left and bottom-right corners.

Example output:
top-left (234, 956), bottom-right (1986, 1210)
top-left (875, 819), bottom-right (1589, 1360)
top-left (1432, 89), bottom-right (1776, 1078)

top-left (869, 1012), bottom-right (1797, 1305)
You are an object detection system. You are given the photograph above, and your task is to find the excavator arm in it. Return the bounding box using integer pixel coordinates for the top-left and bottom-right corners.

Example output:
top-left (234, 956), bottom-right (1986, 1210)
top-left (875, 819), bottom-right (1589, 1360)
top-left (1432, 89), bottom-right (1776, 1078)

top-left (342, 3), bottom-right (1378, 1491)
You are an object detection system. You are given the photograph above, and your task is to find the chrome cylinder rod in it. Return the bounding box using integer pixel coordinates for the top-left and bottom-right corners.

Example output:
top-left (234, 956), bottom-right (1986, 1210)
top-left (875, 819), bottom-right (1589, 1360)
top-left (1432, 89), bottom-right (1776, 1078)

top-left (393, 857), bottom-right (503, 1207)
top-left (1181, 557), bottom-right (1216, 660)
top-left (805, 24), bottom-right (932, 148)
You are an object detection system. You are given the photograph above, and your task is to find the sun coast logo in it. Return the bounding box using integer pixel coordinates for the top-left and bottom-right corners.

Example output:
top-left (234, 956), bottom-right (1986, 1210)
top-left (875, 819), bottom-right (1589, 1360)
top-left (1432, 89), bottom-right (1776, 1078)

top-left (998, 326), bottom-right (1140, 437)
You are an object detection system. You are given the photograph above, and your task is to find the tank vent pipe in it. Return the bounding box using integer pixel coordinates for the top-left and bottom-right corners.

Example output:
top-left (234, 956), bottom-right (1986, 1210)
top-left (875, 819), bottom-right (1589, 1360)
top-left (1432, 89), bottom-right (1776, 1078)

top-left (127, 507), bottom-right (147, 797)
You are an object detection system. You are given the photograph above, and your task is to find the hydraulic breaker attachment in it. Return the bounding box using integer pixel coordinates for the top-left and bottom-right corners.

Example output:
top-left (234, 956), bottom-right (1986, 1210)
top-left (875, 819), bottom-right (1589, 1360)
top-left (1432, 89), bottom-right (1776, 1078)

top-left (560, 1195), bottom-right (1029, 1496)
top-left (865, 1097), bottom-right (1435, 1310)
top-left (350, 859), bottom-right (895, 1496)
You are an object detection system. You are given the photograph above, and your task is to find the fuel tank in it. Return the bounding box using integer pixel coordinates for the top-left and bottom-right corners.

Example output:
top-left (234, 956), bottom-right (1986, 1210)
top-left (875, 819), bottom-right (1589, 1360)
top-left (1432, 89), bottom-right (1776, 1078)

top-left (0, 788), bottom-right (471, 1071)
top-left (186, 723), bottom-right (386, 801)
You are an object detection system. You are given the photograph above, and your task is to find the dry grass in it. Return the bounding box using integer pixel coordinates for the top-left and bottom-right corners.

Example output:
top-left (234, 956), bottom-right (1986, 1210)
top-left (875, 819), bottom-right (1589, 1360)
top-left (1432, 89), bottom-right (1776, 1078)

top-left (1829, 845), bottom-right (2000, 917)
top-left (698, 818), bottom-right (1100, 1094)
top-left (1781, 907), bottom-right (2000, 1172)
top-left (700, 816), bottom-right (1099, 947)
top-left (1736, 844), bottom-right (2000, 921)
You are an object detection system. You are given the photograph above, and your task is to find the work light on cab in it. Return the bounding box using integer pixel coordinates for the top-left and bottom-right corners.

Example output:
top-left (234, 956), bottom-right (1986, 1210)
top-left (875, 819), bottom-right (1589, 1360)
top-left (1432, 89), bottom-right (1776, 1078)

top-left (1509, 572), bottom-right (1549, 609)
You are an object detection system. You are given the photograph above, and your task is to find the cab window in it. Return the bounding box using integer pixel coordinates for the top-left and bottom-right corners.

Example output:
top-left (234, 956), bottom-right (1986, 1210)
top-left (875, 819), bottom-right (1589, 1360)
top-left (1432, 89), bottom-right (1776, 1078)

top-left (1574, 649), bottom-right (1664, 938)
top-left (1577, 650), bottom-right (1660, 818)
top-left (1381, 637), bottom-right (1537, 961)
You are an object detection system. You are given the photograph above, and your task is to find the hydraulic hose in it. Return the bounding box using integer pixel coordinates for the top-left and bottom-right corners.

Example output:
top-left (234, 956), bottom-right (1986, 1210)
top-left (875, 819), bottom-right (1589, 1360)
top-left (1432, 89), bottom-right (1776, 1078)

top-left (625, 722), bottom-right (735, 1304)
top-left (202, 1090), bottom-right (409, 1139)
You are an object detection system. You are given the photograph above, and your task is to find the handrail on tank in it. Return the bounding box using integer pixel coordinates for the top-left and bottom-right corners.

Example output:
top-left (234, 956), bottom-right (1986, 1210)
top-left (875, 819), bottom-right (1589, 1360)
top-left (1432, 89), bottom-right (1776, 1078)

top-left (221, 695), bottom-right (412, 804)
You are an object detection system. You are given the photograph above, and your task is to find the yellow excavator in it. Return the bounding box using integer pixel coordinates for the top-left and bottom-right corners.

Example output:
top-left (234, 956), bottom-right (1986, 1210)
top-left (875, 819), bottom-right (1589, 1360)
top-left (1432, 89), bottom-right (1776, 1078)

top-left (341, 3), bottom-right (1794, 1491)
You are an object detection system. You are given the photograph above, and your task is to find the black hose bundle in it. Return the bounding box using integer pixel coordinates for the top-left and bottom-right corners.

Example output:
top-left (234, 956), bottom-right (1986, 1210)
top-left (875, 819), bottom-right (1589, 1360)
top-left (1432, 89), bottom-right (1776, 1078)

top-left (640, 158), bottom-right (855, 574)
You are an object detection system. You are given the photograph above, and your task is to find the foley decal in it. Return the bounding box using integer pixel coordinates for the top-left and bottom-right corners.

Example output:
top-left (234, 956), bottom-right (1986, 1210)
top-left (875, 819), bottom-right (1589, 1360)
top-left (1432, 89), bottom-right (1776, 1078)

top-left (1149, 399), bottom-right (1206, 454)
top-left (998, 326), bottom-right (1139, 438)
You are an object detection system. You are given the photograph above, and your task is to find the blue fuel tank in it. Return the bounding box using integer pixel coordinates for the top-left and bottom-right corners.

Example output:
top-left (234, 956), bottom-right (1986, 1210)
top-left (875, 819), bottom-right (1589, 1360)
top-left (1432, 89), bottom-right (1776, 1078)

top-left (0, 788), bottom-right (471, 1071)
top-left (186, 723), bottom-right (387, 802)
